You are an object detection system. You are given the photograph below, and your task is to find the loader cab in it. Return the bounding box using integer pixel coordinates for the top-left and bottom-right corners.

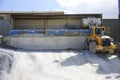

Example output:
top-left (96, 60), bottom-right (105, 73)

top-left (95, 27), bottom-right (105, 36)
top-left (90, 27), bottom-right (105, 36)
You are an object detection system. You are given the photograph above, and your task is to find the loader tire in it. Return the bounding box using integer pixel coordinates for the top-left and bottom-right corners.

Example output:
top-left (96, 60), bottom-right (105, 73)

top-left (84, 40), bottom-right (89, 50)
top-left (89, 42), bottom-right (96, 54)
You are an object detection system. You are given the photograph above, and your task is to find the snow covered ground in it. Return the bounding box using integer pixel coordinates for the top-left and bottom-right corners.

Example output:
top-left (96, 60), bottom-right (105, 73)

top-left (0, 48), bottom-right (120, 80)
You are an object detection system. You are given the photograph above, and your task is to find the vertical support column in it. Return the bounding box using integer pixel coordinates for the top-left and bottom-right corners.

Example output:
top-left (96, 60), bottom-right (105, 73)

top-left (119, 0), bottom-right (120, 41)
top-left (65, 16), bottom-right (69, 29)
top-left (44, 17), bottom-right (46, 34)
top-left (44, 16), bottom-right (48, 34)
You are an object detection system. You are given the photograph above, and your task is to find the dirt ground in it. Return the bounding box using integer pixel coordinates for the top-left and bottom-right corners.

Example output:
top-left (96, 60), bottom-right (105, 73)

top-left (0, 48), bottom-right (120, 80)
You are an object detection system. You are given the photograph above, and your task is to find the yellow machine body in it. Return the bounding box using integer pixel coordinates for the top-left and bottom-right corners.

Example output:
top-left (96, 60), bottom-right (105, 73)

top-left (87, 26), bottom-right (117, 53)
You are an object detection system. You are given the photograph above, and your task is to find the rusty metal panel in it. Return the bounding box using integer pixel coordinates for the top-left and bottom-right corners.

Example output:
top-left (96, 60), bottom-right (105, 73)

top-left (14, 19), bottom-right (44, 29)
top-left (12, 14), bottom-right (102, 30)
top-left (66, 19), bottom-right (82, 29)
top-left (47, 19), bottom-right (66, 29)
top-left (0, 11), bottom-right (64, 15)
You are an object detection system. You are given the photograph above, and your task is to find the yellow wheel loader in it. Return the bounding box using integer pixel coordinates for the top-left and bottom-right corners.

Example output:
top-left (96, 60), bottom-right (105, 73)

top-left (87, 26), bottom-right (117, 54)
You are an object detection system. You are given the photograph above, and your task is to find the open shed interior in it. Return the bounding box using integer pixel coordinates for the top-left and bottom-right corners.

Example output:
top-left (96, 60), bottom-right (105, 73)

top-left (10, 14), bottom-right (102, 30)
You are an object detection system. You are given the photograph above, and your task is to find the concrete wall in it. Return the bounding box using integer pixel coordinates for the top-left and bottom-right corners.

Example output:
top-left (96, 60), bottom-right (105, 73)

top-left (4, 35), bottom-right (87, 50)
top-left (103, 19), bottom-right (119, 41)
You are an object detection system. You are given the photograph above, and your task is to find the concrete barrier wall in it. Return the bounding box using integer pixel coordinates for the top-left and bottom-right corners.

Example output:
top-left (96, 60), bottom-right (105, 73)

top-left (4, 35), bottom-right (87, 50)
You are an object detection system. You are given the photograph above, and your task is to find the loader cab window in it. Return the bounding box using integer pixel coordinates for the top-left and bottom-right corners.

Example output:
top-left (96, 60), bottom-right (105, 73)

top-left (95, 28), bottom-right (104, 36)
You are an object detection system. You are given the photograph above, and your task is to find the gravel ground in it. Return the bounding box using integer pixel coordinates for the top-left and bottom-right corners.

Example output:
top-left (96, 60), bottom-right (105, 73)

top-left (0, 48), bottom-right (120, 80)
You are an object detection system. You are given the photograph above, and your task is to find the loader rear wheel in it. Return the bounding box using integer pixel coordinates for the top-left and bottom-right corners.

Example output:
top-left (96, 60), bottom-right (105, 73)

top-left (89, 42), bottom-right (96, 54)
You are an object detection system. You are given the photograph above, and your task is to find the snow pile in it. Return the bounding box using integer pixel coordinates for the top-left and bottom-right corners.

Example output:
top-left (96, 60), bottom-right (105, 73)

top-left (0, 49), bottom-right (120, 80)
top-left (0, 49), bottom-right (14, 80)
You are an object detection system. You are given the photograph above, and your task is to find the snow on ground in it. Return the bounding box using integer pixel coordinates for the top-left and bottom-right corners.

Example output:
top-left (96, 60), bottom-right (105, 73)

top-left (0, 48), bottom-right (120, 80)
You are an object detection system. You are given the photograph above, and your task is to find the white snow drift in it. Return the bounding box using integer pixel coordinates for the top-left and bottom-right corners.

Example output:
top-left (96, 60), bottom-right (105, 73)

top-left (0, 48), bottom-right (120, 80)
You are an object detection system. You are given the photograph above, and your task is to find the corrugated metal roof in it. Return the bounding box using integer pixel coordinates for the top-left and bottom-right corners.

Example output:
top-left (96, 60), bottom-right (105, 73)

top-left (0, 11), bottom-right (64, 15)
top-left (0, 11), bottom-right (102, 16)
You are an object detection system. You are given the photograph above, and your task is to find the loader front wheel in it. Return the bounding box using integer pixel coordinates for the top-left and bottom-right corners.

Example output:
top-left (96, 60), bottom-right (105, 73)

top-left (89, 42), bottom-right (96, 54)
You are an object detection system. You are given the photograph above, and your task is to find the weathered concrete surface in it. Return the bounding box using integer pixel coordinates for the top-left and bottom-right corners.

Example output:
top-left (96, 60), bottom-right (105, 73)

top-left (0, 35), bottom-right (3, 44)
top-left (4, 35), bottom-right (87, 50)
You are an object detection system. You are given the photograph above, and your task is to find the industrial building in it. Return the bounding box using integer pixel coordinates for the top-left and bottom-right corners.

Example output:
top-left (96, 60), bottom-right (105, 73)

top-left (0, 12), bottom-right (119, 40)
top-left (0, 12), bottom-right (102, 35)
top-left (0, 12), bottom-right (119, 50)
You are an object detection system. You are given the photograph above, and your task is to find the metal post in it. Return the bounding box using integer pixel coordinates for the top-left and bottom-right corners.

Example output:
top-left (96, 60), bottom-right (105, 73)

top-left (118, 0), bottom-right (120, 41)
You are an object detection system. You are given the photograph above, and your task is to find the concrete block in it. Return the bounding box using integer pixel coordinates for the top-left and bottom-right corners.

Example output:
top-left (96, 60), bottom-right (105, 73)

top-left (4, 35), bottom-right (87, 50)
